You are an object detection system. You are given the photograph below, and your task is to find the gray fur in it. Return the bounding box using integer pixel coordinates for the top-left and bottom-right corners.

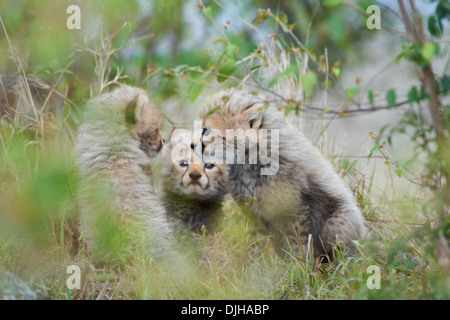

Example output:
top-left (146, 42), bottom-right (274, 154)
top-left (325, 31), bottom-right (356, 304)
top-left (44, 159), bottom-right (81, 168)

top-left (162, 189), bottom-right (226, 234)
top-left (200, 89), bottom-right (367, 257)
top-left (76, 85), bottom-right (179, 264)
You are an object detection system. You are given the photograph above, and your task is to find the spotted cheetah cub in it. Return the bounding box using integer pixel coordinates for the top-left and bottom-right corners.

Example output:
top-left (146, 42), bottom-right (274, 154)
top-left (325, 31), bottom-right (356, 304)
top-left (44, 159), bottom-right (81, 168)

top-left (161, 132), bottom-right (228, 236)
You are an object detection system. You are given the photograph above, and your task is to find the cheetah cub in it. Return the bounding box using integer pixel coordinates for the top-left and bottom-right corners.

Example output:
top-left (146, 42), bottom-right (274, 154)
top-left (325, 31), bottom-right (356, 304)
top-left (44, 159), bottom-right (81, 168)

top-left (200, 89), bottom-right (367, 259)
top-left (76, 85), bottom-right (180, 264)
top-left (161, 133), bottom-right (228, 236)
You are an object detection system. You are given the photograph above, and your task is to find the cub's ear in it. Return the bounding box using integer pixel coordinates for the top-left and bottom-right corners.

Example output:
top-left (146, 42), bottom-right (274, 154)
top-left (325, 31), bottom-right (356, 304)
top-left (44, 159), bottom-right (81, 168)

top-left (125, 99), bottom-right (137, 125)
top-left (124, 94), bottom-right (149, 125)
top-left (243, 103), bottom-right (265, 129)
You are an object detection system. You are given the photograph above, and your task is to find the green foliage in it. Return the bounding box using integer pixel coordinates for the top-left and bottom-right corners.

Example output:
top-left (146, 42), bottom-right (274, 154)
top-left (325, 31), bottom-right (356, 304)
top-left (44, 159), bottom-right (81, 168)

top-left (397, 41), bottom-right (439, 67)
top-left (386, 89), bottom-right (396, 108)
top-left (322, 0), bottom-right (342, 7)
top-left (202, 6), bottom-right (212, 20)
top-left (301, 71), bottom-right (318, 92)
top-left (268, 64), bottom-right (299, 88)
top-left (368, 90), bottom-right (374, 107)
top-left (345, 85), bottom-right (359, 99)
top-left (428, 0), bottom-right (450, 37)
top-left (217, 58), bottom-right (237, 82)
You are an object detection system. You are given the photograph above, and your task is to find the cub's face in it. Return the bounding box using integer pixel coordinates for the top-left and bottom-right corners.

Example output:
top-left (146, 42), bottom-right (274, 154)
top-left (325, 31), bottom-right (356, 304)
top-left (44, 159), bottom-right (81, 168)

top-left (201, 102), bottom-right (265, 154)
top-left (163, 142), bottom-right (228, 200)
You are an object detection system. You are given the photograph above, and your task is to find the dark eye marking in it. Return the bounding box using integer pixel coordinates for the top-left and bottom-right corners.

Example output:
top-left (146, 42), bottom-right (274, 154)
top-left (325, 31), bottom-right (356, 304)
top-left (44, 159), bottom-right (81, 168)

top-left (179, 160), bottom-right (189, 167)
top-left (204, 163), bottom-right (215, 170)
top-left (202, 127), bottom-right (211, 137)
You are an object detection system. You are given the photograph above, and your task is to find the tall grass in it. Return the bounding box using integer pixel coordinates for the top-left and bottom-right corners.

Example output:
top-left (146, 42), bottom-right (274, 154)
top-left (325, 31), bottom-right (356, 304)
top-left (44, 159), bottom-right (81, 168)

top-left (0, 95), bottom-right (449, 299)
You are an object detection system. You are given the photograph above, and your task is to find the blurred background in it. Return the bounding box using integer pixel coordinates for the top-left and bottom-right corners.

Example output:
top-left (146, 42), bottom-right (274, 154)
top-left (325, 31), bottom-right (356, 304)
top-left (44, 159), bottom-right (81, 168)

top-left (0, 0), bottom-right (449, 299)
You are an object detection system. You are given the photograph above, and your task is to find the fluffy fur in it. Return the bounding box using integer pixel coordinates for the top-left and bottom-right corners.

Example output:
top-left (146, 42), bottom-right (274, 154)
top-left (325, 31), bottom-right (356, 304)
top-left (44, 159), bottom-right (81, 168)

top-left (200, 89), bottom-right (367, 258)
top-left (161, 135), bottom-right (228, 235)
top-left (76, 85), bottom-right (179, 264)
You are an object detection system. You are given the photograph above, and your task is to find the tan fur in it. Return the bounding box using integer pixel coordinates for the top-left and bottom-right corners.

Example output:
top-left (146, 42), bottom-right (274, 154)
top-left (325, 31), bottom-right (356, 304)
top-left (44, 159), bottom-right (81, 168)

top-left (76, 85), bottom-right (179, 264)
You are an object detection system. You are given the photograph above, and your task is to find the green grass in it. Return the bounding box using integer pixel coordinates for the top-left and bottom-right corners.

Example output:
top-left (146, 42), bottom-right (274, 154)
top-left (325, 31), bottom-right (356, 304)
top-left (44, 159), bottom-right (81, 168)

top-left (0, 120), bottom-right (448, 300)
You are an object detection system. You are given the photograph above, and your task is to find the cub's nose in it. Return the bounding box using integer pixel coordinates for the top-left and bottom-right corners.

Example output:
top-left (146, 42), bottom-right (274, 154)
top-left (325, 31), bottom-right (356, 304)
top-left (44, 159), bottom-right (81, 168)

top-left (189, 172), bottom-right (202, 181)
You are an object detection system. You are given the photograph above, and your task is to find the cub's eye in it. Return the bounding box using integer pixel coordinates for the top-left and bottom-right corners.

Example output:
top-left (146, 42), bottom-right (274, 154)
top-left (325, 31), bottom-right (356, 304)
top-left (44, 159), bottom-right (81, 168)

top-left (202, 128), bottom-right (211, 137)
top-left (179, 160), bottom-right (189, 167)
top-left (204, 163), bottom-right (215, 170)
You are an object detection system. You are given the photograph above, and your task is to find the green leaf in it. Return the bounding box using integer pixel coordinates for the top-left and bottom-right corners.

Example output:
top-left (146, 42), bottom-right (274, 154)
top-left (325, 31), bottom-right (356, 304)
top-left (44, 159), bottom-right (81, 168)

top-left (141, 68), bottom-right (164, 84)
top-left (386, 89), bottom-right (396, 107)
top-left (375, 124), bottom-right (389, 146)
top-left (368, 90), bottom-right (374, 107)
top-left (278, 14), bottom-right (288, 25)
top-left (301, 71), bottom-right (317, 92)
top-left (346, 85), bottom-right (359, 99)
top-left (252, 12), bottom-right (268, 25)
top-left (172, 64), bottom-right (189, 74)
top-left (428, 15), bottom-right (443, 37)
top-left (421, 41), bottom-right (436, 63)
top-left (217, 59), bottom-right (237, 82)
top-left (202, 6), bottom-right (212, 20)
top-left (189, 71), bottom-right (211, 102)
top-left (407, 86), bottom-right (419, 105)
top-left (420, 85), bottom-right (429, 100)
top-left (251, 15), bottom-right (265, 24)
top-left (436, 2), bottom-right (450, 24)
top-left (268, 64), bottom-right (298, 88)
top-left (442, 75), bottom-right (450, 94)
top-left (332, 67), bottom-right (341, 77)
top-left (341, 158), bottom-right (349, 170)
top-left (323, 0), bottom-right (341, 7)
top-left (395, 166), bottom-right (403, 178)
top-left (278, 13), bottom-right (289, 32)
top-left (284, 104), bottom-right (293, 117)
top-left (189, 82), bottom-right (204, 102)
top-left (328, 13), bottom-right (345, 43)
top-left (368, 145), bottom-right (380, 158)
top-left (225, 44), bottom-right (238, 60)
